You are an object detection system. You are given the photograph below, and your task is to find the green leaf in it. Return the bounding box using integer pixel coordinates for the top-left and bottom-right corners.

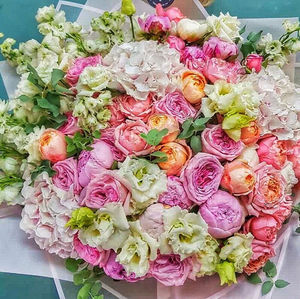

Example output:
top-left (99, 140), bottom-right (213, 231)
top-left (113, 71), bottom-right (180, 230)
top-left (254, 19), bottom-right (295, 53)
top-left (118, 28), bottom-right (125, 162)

top-left (19, 95), bottom-right (32, 102)
top-left (247, 30), bottom-right (263, 43)
top-left (90, 282), bottom-right (102, 296)
top-left (74, 269), bottom-right (91, 286)
top-left (55, 84), bottom-right (74, 95)
top-left (111, 160), bottom-right (118, 170)
top-left (51, 69), bottom-right (65, 87)
top-left (262, 281), bottom-right (274, 296)
top-left (92, 296), bottom-right (104, 299)
top-left (36, 97), bottom-right (60, 117)
top-left (92, 130), bottom-right (101, 139)
top-left (31, 160), bottom-right (56, 182)
top-left (46, 93), bottom-right (60, 108)
top-left (239, 25), bottom-right (246, 35)
top-left (150, 151), bottom-right (168, 163)
top-left (182, 118), bottom-right (194, 130)
top-left (140, 129), bottom-right (168, 146)
top-left (263, 260), bottom-right (277, 278)
top-left (247, 273), bottom-right (262, 285)
top-left (193, 117), bottom-right (211, 129)
top-left (66, 132), bottom-right (94, 157)
top-left (190, 135), bottom-right (202, 153)
top-left (275, 279), bottom-right (290, 288)
top-left (65, 258), bottom-right (80, 273)
top-left (240, 41), bottom-right (256, 58)
top-left (27, 63), bottom-right (45, 87)
top-left (295, 227), bottom-right (300, 233)
top-left (77, 282), bottom-right (93, 299)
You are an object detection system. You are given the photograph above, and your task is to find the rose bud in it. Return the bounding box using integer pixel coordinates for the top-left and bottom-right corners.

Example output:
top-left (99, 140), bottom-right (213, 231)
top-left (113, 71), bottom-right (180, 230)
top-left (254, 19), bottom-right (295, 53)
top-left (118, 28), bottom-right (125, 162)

top-left (148, 114), bottom-right (180, 144)
top-left (243, 215), bottom-right (281, 244)
top-left (240, 121), bottom-right (261, 145)
top-left (181, 70), bottom-right (206, 104)
top-left (221, 160), bottom-right (256, 196)
top-left (237, 146), bottom-right (259, 168)
top-left (257, 136), bottom-right (287, 170)
top-left (156, 141), bottom-right (192, 176)
top-left (199, 190), bottom-right (246, 239)
top-left (245, 54), bottom-right (263, 73)
top-left (39, 129), bottom-right (67, 163)
top-left (177, 19), bottom-right (208, 42)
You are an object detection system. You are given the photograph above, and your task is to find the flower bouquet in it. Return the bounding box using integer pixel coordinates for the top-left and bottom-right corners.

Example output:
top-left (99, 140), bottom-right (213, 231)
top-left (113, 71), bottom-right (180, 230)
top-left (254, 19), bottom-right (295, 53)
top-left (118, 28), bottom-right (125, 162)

top-left (0, 1), bottom-right (300, 298)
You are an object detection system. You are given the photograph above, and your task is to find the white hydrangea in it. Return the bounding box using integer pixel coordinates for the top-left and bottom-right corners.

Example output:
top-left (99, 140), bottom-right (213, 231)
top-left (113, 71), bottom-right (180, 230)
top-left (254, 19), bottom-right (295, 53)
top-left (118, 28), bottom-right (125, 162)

top-left (24, 126), bottom-right (46, 163)
top-left (20, 172), bottom-right (79, 258)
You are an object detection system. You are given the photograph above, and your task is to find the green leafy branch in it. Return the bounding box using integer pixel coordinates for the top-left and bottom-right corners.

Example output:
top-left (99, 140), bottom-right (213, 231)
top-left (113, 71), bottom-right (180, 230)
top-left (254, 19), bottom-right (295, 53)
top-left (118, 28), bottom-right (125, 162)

top-left (0, 175), bottom-right (23, 190)
top-left (0, 142), bottom-right (27, 160)
top-left (247, 260), bottom-right (289, 296)
top-left (240, 30), bottom-right (263, 59)
top-left (140, 129), bottom-right (168, 146)
top-left (65, 258), bottom-right (104, 299)
top-left (30, 160), bottom-right (56, 182)
top-left (178, 117), bottom-right (211, 154)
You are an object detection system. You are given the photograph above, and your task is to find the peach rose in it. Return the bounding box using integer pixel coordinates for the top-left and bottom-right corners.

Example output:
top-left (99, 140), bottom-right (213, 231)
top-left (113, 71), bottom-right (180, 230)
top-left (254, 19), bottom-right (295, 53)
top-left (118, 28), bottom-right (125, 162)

top-left (181, 70), bottom-right (206, 104)
top-left (148, 114), bottom-right (180, 144)
top-left (156, 140), bottom-right (192, 176)
top-left (39, 129), bottom-right (67, 163)
top-left (240, 121), bottom-right (261, 146)
top-left (221, 160), bottom-right (256, 196)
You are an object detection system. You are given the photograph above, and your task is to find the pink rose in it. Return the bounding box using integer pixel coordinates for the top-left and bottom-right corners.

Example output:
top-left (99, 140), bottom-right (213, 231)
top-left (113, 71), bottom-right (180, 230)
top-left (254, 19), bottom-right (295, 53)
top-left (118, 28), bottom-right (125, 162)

top-left (79, 170), bottom-right (131, 211)
top-left (52, 157), bottom-right (81, 195)
top-left (138, 15), bottom-right (171, 34)
top-left (140, 203), bottom-right (165, 240)
top-left (154, 91), bottom-right (197, 124)
top-left (103, 251), bottom-right (146, 282)
top-left (78, 140), bottom-right (114, 187)
top-left (244, 239), bottom-right (275, 275)
top-left (243, 215), bottom-right (281, 244)
top-left (158, 176), bottom-right (193, 210)
top-left (199, 190), bottom-right (245, 239)
top-left (108, 100), bottom-right (126, 127)
top-left (180, 46), bottom-right (207, 73)
top-left (100, 128), bottom-right (126, 162)
top-left (202, 125), bottom-right (244, 161)
top-left (117, 94), bottom-right (154, 122)
top-left (114, 120), bottom-right (153, 156)
top-left (203, 37), bottom-right (238, 60)
top-left (241, 163), bottom-right (286, 217)
top-left (245, 54), bottom-right (263, 73)
top-left (286, 140), bottom-right (300, 178)
top-left (73, 233), bottom-right (110, 267)
top-left (273, 195), bottom-right (293, 224)
top-left (181, 153), bottom-right (223, 205)
top-left (149, 254), bottom-right (192, 286)
top-left (257, 136), bottom-right (287, 170)
top-left (155, 4), bottom-right (184, 23)
top-left (58, 112), bottom-right (81, 136)
top-left (66, 55), bottom-right (102, 86)
top-left (167, 36), bottom-right (185, 52)
top-left (203, 58), bottom-right (244, 83)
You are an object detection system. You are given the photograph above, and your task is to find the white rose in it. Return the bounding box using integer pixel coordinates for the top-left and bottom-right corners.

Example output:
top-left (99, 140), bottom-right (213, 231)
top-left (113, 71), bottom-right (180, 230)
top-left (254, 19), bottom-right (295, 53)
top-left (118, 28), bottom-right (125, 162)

top-left (35, 5), bottom-right (56, 23)
top-left (177, 19), bottom-right (208, 42)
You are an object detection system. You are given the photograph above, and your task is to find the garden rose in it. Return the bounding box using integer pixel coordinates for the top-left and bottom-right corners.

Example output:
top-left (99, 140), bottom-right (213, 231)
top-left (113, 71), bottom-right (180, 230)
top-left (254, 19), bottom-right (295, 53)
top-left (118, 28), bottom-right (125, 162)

top-left (167, 36), bottom-right (185, 52)
top-left (257, 136), bottom-right (287, 170)
top-left (79, 170), bottom-right (131, 211)
top-left (202, 125), bottom-right (244, 161)
top-left (73, 233), bottom-right (110, 267)
top-left (199, 190), bottom-right (245, 239)
top-left (149, 254), bottom-right (193, 286)
top-left (221, 160), bottom-right (256, 196)
top-left (148, 114), bottom-right (180, 144)
top-left (140, 203), bottom-right (165, 240)
top-left (273, 195), bottom-right (293, 224)
top-left (243, 214), bottom-right (281, 244)
top-left (203, 37), bottom-right (238, 60)
top-left (237, 146), bottom-right (260, 168)
top-left (180, 46), bottom-right (207, 73)
top-left (78, 140), bottom-right (114, 187)
top-left (39, 129), bottom-right (67, 163)
top-left (115, 120), bottom-right (152, 156)
top-left (203, 58), bottom-right (243, 83)
top-left (181, 70), bottom-right (206, 104)
top-left (177, 19), bottom-right (208, 42)
top-left (52, 157), bottom-right (81, 195)
top-left (245, 54), bottom-right (263, 73)
top-left (66, 55), bottom-right (102, 86)
top-left (108, 100), bottom-right (126, 127)
top-left (58, 112), bottom-right (81, 136)
top-left (155, 4), bottom-right (184, 23)
top-left (241, 163), bottom-right (286, 216)
top-left (159, 176), bottom-right (193, 210)
top-left (138, 15), bottom-right (171, 34)
top-left (243, 239), bottom-right (275, 275)
top-left (156, 141), bottom-right (192, 176)
top-left (154, 91), bottom-right (197, 124)
top-left (240, 121), bottom-right (261, 146)
top-left (287, 140), bottom-right (300, 178)
top-left (181, 153), bottom-right (223, 205)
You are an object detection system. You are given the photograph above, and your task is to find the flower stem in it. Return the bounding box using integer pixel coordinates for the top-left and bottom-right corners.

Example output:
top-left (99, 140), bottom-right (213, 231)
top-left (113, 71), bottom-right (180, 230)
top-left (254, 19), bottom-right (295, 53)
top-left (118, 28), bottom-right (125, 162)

top-left (129, 15), bottom-right (135, 41)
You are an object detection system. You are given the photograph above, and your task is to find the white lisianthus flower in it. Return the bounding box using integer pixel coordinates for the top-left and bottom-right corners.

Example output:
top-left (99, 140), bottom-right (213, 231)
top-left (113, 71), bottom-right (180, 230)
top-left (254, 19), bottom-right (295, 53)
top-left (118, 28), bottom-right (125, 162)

top-left (78, 203), bottom-right (130, 251)
top-left (118, 157), bottom-right (167, 214)
top-left (160, 206), bottom-right (209, 259)
top-left (19, 39), bottom-right (40, 57)
top-left (265, 40), bottom-right (282, 55)
top-left (0, 182), bottom-right (23, 205)
top-left (42, 33), bottom-right (62, 54)
top-left (36, 5), bottom-right (56, 23)
top-left (0, 157), bottom-right (20, 175)
top-left (177, 19), bottom-right (208, 42)
top-left (116, 220), bottom-right (158, 277)
top-left (265, 54), bottom-right (288, 68)
top-left (24, 126), bottom-right (46, 163)
top-left (257, 33), bottom-right (273, 50)
top-left (206, 13), bottom-right (242, 43)
top-left (219, 233), bottom-right (253, 273)
top-left (283, 20), bottom-right (299, 33)
top-left (286, 39), bottom-right (300, 53)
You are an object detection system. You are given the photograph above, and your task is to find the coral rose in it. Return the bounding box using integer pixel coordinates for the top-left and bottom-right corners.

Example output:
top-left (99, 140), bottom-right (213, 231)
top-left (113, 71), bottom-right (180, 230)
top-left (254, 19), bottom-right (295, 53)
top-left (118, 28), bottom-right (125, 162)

top-left (240, 121), bottom-right (261, 146)
top-left (108, 100), bottom-right (126, 127)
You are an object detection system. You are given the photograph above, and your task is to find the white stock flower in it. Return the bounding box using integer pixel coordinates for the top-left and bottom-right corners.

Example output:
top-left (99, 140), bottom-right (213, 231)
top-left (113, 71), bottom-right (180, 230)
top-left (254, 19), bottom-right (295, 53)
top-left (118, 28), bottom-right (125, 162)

top-left (42, 33), bottom-right (62, 54)
top-left (15, 73), bottom-right (40, 98)
top-left (19, 39), bottom-right (40, 57)
top-left (24, 126), bottom-right (46, 163)
top-left (36, 5), bottom-right (56, 23)
top-left (257, 33), bottom-right (273, 50)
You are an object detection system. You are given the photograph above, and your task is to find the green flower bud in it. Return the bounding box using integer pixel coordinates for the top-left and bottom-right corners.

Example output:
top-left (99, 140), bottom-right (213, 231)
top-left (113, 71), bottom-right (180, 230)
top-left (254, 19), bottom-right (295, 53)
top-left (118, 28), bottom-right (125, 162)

top-left (216, 261), bottom-right (237, 286)
top-left (66, 207), bottom-right (95, 229)
top-left (121, 0), bottom-right (136, 16)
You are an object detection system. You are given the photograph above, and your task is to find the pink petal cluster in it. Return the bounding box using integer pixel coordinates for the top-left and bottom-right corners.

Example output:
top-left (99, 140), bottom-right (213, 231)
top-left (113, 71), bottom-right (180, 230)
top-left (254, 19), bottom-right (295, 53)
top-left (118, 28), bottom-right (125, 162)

top-left (167, 36), bottom-right (186, 52)
top-left (138, 15), bottom-right (171, 34)
top-left (65, 55), bottom-right (102, 86)
top-left (155, 3), bottom-right (184, 23)
top-left (180, 46), bottom-right (208, 73)
top-left (203, 37), bottom-right (238, 60)
top-left (199, 190), bottom-right (245, 239)
top-left (58, 112), bottom-right (81, 136)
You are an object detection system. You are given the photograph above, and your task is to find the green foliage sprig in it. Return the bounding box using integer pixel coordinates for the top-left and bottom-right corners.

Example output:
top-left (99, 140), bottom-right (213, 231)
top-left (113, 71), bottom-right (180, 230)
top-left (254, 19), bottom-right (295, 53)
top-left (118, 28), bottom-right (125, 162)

top-left (30, 160), bottom-right (56, 182)
top-left (140, 129), bottom-right (168, 146)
